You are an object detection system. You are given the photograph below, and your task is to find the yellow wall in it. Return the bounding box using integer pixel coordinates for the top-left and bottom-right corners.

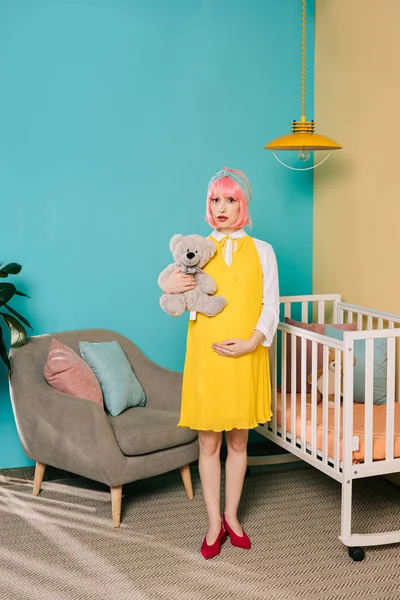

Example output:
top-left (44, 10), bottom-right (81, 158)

top-left (314, 0), bottom-right (400, 313)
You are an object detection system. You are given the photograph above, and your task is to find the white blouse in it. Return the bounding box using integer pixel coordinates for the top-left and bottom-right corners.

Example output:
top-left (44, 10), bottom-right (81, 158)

top-left (189, 229), bottom-right (280, 347)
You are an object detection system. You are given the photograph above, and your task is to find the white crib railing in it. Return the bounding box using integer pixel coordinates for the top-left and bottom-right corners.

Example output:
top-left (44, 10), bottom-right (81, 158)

top-left (266, 323), bottom-right (345, 481)
top-left (281, 293), bottom-right (341, 325)
top-left (337, 301), bottom-right (400, 331)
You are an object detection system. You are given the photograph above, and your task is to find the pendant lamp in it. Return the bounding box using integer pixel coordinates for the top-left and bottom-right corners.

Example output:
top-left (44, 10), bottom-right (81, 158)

top-left (264, 0), bottom-right (342, 171)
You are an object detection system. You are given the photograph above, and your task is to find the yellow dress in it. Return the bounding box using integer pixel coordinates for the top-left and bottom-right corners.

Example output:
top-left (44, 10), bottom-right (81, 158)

top-left (178, 234), bottom-right (272, 431)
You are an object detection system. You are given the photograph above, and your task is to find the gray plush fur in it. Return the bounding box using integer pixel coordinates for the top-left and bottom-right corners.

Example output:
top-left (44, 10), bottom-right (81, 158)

top-left (158, 234), bottom-right (227, 317)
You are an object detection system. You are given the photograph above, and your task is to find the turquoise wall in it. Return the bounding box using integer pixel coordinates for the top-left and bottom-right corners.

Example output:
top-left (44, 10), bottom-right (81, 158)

top-left (0, 0), bottom-right (314, 468)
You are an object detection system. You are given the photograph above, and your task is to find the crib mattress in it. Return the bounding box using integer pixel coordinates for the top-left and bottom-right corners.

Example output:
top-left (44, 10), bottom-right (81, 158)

top-left (275, 393), bottom-right (400, 463)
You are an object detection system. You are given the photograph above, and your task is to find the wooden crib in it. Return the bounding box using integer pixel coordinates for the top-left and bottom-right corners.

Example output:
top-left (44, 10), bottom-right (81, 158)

top-left (250, 294), bottom-right (400, 561)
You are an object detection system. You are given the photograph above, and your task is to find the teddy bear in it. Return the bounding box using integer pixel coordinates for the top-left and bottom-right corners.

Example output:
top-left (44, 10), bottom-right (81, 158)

top-left (307, 348), bottom-right (356, 403)
top-left (158, 234), bottom-right (227, 317)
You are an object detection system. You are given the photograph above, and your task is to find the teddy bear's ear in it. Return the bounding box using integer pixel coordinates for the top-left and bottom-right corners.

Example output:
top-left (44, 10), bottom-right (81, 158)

top-left (170, 234), bottom-right (183, 253)
top-left (328, 348), bottom-right (337, 364)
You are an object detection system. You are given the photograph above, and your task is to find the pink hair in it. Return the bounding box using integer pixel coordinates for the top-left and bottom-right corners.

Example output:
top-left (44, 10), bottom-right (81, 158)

top-left (206, 167), bottom-right (251, 229)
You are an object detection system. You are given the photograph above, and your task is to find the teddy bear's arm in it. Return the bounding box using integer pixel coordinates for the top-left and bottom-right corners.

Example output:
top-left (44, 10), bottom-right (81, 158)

top-left (158, 264), bottom-right (177, 290)
top-left (196, 271), bottom-right (217, 294)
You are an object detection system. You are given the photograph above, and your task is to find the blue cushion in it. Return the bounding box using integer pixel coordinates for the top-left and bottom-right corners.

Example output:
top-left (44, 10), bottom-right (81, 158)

top-left (324, 326), bottom-right (387, 405)
top-left (79, 341), bottom-right (146, 416)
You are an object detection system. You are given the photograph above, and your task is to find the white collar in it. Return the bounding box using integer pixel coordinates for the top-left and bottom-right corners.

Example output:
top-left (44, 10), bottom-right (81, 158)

top-left (211, 228), bottom-right (247, 241)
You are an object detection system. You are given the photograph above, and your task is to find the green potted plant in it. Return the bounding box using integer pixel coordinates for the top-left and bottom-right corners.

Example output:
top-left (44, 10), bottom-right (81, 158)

top-left (0, 262), bottom-right (31, 371)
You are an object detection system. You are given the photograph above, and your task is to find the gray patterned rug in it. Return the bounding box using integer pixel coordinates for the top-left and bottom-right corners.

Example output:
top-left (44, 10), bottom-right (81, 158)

top-left (1, 462), bottom-right (400, 600)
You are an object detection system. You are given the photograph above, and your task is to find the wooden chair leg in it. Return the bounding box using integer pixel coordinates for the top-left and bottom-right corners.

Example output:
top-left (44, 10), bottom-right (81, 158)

top-left (33, 462), bottom-right (46, 496)
top-left (111, 485), bottom-right (122, 528)
top-left (179, 464), bottom-right (194, 500)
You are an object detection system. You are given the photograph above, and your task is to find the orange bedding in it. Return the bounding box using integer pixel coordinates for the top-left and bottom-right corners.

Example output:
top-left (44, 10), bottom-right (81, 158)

top-left (274, 393), bottom-right (400, 463)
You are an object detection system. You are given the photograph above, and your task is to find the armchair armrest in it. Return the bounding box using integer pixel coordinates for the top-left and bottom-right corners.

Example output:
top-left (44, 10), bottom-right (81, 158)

top-left (9, 374), bottom-right (126, 486)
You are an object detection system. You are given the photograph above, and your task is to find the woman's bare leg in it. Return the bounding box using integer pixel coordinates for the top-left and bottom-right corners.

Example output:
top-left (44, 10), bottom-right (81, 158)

top-left (198, 430), bottom-right (223, 543)
top-left (224, 428), bottom-right (249, 534)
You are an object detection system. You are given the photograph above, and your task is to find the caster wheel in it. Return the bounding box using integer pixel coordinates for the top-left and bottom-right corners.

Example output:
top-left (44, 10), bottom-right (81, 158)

top-left (349, 547), bottom-right (365, 562)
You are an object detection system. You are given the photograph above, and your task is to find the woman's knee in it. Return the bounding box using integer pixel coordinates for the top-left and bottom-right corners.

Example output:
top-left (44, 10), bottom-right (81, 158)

top-left (226, 429), bottom-right (248, 454)
top-left (198, 431), bottom-right (222, 456)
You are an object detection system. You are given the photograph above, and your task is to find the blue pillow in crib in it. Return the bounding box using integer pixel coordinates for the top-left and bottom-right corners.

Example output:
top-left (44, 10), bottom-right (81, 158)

top-left (324, 326), bottom-right (387, 405)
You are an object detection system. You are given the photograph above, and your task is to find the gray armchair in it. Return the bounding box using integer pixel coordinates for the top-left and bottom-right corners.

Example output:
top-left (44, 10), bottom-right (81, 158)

top-left (8, 329), bottom-right (198, 527)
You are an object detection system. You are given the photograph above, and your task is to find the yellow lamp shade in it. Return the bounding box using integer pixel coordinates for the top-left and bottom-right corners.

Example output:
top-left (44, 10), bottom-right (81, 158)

top-left (265, 132), bottom-right (342, 152)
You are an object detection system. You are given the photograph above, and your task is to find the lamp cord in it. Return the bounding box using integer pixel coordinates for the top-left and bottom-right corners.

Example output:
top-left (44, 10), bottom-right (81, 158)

top-left (301, 0), bottom-right (307, 119)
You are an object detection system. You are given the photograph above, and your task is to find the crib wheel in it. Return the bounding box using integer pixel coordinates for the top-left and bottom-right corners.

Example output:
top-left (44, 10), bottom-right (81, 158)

top-left (349, 547), bottom-right (365, 562)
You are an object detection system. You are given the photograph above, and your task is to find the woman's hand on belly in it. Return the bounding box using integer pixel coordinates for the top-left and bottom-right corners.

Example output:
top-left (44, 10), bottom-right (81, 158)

top-left (212, 338), bottom-right (254, 358)
top-left (212, 330), bottom-right (266, 358)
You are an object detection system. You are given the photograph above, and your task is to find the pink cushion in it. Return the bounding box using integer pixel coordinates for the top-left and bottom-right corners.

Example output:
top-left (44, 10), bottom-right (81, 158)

top-left (285, 318), bottom-right (357, 393)
top-left (44, 338), bottom-right (104, 407)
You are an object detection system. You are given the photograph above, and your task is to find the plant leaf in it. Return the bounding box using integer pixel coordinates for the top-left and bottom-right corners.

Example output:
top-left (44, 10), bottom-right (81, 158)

top-left (2, 263), bottom-right (22, 275)
top-left (0, 263), bottom-right (22, 278)
top-left (0, 312), bottom-right (27, 347)
top-left (14, 290), bottom-right (30, 298)
top-left (0, 328), bottom-right (10, 370)
top-left (0, 283), bottom-right (16, 306)
top-left (4, 304), bottom-right (32, 329)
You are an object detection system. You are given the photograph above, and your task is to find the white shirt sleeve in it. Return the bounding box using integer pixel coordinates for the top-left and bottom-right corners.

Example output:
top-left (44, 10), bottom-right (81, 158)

top-left (254, 239), bottom-right (280, 347)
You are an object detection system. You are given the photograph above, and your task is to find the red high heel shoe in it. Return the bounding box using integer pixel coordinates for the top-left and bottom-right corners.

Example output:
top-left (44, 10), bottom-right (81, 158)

top-left (223, 514), bottom-right (251, 549)
top-left (200, 524), bottom-right (227, 559)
